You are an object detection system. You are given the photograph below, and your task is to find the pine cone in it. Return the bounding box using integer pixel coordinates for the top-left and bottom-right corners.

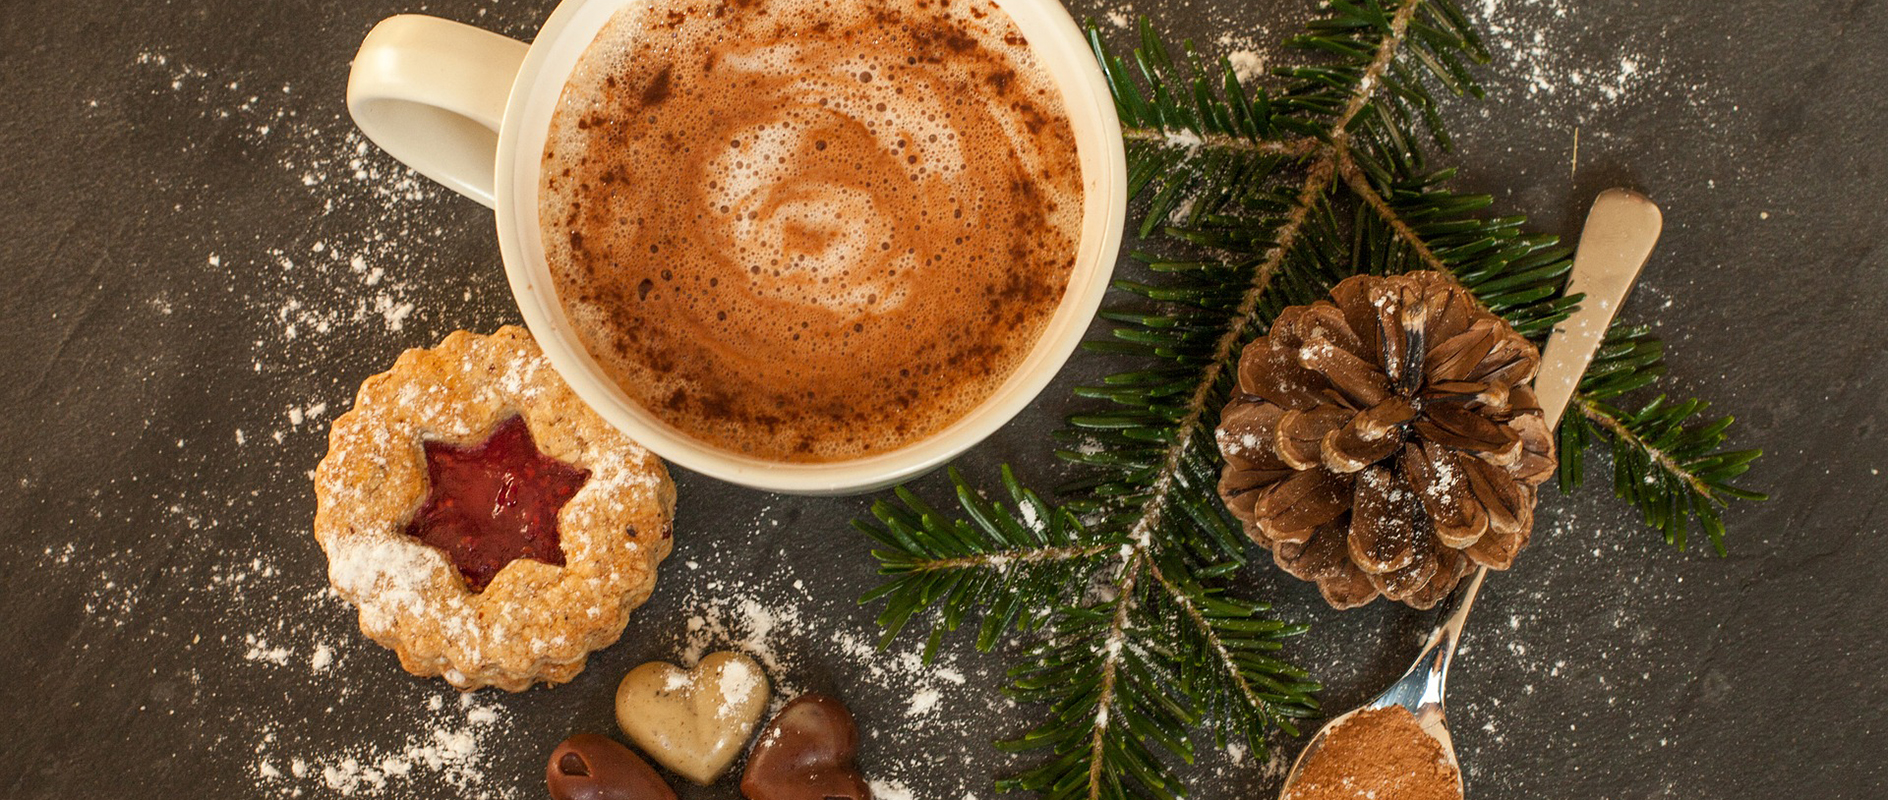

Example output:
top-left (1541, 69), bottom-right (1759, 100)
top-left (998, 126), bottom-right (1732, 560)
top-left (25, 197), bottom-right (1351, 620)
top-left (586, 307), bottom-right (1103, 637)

top-left (1215, 271), bottom-right (1556, 609)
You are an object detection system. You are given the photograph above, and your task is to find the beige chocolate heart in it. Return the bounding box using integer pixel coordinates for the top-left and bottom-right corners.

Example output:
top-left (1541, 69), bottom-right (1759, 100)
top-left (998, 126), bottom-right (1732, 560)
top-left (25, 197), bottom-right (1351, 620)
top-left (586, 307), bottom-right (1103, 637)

top-left (616, 651), bottom-right (770, 785)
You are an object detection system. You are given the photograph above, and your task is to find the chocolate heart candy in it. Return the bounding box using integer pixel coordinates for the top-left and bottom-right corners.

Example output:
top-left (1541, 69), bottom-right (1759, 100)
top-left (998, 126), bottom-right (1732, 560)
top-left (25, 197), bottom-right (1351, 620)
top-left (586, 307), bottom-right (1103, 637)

top-left (547, 733), bottom-right (677, 800)
top-left (740, 694), bottom-right (870, 800)
top-left (616, 651), bottom-right (771, 785)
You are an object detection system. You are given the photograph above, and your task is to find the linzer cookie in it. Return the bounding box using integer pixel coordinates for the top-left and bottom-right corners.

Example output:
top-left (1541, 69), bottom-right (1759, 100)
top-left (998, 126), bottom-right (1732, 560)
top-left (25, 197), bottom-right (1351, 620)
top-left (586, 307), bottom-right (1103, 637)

top-left (313, 326), bottom-right (675, 691)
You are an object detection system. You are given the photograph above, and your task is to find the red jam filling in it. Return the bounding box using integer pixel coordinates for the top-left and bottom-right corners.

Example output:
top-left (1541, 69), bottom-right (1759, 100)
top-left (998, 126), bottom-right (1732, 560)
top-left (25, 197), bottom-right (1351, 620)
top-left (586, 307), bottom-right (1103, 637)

top-left (404, 415), bottom-right (589, 592)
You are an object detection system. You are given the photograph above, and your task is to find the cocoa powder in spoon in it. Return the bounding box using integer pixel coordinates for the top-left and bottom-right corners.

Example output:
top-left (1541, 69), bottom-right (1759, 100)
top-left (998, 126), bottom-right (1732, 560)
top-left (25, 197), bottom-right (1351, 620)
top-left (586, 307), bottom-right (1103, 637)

top-left (1283, 706), bottom-right (1462, 800)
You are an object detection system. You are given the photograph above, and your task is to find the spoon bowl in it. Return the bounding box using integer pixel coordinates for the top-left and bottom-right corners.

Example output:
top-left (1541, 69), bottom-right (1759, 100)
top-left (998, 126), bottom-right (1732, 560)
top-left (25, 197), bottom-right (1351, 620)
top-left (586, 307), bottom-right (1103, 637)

top-left (1276, 568), bottom-right (1480, 797)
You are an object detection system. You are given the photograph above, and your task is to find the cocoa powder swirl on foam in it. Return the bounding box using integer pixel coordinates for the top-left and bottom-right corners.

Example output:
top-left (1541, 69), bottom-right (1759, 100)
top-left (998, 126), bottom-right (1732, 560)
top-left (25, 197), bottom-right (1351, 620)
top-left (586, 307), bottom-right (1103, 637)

top-left (540, 0), bottom-right (1083, 462)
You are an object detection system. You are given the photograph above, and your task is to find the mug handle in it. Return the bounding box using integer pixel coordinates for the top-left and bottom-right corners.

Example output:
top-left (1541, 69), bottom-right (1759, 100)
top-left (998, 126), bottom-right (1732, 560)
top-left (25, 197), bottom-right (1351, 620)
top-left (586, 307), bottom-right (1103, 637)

top-left (346, 15), bottom-right (530, 209)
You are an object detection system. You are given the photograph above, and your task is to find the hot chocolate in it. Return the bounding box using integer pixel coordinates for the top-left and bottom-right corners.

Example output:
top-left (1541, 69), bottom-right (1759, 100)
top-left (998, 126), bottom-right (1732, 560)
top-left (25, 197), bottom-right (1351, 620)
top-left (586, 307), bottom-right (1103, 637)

top-left (540, 0), bottom-right (1082, 462)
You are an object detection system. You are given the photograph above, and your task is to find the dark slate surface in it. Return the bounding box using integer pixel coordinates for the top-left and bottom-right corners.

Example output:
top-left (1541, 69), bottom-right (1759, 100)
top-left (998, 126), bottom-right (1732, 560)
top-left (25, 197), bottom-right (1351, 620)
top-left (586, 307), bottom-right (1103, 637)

top-left (2, 0), bottom-right (1882, 798)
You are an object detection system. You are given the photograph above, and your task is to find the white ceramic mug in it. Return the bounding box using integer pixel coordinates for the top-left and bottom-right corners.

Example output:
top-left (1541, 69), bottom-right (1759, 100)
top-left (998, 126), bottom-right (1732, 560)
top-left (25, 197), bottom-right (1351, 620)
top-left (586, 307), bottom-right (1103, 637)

top-left (346, 0), bottom-right (1126, 494)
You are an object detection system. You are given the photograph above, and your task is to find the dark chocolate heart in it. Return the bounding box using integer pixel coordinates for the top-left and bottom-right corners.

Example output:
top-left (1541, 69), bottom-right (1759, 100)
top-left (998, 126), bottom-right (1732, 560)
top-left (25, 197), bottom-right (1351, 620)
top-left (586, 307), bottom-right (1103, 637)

top-left (548, 733), bottom-right (678, 800)
top-left (740, 694), bottom-right (870, 800)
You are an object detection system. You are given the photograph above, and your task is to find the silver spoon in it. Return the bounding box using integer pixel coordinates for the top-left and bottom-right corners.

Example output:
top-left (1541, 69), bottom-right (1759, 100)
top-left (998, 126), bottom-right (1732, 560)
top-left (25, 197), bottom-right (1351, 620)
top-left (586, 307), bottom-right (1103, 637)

top-left (1275, 189), bottom-right (1664, 798)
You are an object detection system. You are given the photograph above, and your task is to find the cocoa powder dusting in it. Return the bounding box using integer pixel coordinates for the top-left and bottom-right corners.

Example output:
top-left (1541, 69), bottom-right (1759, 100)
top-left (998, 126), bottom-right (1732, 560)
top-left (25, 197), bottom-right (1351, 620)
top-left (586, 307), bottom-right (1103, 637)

top-left (1284, 706), bottom-right (1462, 800)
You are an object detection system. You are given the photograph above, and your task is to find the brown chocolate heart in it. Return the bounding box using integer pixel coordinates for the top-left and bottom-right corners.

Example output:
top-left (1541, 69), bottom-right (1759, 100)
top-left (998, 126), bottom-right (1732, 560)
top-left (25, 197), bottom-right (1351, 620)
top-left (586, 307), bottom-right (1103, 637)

top-left (547, 733), bottom-right (677, 800)
top-left (740, 694), bottom-right (870, 800)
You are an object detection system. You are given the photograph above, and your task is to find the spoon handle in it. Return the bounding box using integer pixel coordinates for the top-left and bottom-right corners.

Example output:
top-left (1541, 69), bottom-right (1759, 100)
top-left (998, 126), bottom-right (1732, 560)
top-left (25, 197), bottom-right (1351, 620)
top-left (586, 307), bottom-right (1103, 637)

top-left (1391, 565), bottom-right (1486, 714)
top-left (1535, 189), bottom-right (1665, 425)
top-left (1416, 189), bottom-right (1665, 706)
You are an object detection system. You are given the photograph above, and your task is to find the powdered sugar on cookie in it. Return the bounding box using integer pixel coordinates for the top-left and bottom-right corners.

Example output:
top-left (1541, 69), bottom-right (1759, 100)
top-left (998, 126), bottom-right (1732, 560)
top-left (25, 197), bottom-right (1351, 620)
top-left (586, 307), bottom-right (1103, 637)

top-left (314, 327), bottom-right (677, 691)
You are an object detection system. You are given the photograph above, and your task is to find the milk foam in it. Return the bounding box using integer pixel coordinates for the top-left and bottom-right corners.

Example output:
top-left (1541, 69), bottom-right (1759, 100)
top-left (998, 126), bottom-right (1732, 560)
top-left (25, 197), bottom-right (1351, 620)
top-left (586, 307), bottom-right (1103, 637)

top-left (541, 0), bottom-right (1083, 461)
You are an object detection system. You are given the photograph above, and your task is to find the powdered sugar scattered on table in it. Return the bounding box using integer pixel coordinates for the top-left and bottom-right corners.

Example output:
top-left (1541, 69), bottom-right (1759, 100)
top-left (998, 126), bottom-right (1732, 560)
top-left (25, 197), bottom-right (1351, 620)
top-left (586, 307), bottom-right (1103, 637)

top-left (252, 693), bottom-right (517, 798)
top-left (870, 778), bottom-right (918, 800)
top-left (244, 634), bottom-right (293, 666)
top-left (119, 45), bottom-right (507, 456)
top-left (1474, 0), bottom-right (1666, 116)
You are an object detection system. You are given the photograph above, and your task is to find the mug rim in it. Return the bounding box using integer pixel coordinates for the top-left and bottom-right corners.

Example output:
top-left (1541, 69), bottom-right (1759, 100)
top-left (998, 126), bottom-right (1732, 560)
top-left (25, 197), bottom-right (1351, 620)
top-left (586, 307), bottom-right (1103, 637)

top-left (492, 0), bottom-right (1126, 494)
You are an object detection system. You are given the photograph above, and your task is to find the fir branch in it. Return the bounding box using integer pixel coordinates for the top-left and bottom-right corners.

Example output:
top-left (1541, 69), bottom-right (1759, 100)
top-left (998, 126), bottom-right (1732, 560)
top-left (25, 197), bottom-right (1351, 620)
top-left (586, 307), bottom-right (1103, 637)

top-left (1553, 325), bottom-right (1766, 553)
top-left (1331, 0), bottom-right (1426, 139)
top-left (902, 545), bottom-right (1123, 573)
top-left (1565, 394), bottom-right (1764, 553)
top-left (1121, 128), bottom-right (1318, 156)
top-left (1144, 556), bottom-right (1319, 742)
top-left (1084, 556), bottom-right (1140, 800)
top-left (1334, 152), bottom-right (1449, 273)
top-left (856, 466), bottom-right (1126, 654)
top-left (1122, 155), bottom-right (1333, 553)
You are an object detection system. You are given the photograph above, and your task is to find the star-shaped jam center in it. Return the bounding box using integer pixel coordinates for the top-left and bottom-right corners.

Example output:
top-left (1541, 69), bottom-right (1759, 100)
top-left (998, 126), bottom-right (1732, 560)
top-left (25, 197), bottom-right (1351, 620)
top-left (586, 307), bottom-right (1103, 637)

top-left (403, 414), bottom-right (590, 592)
